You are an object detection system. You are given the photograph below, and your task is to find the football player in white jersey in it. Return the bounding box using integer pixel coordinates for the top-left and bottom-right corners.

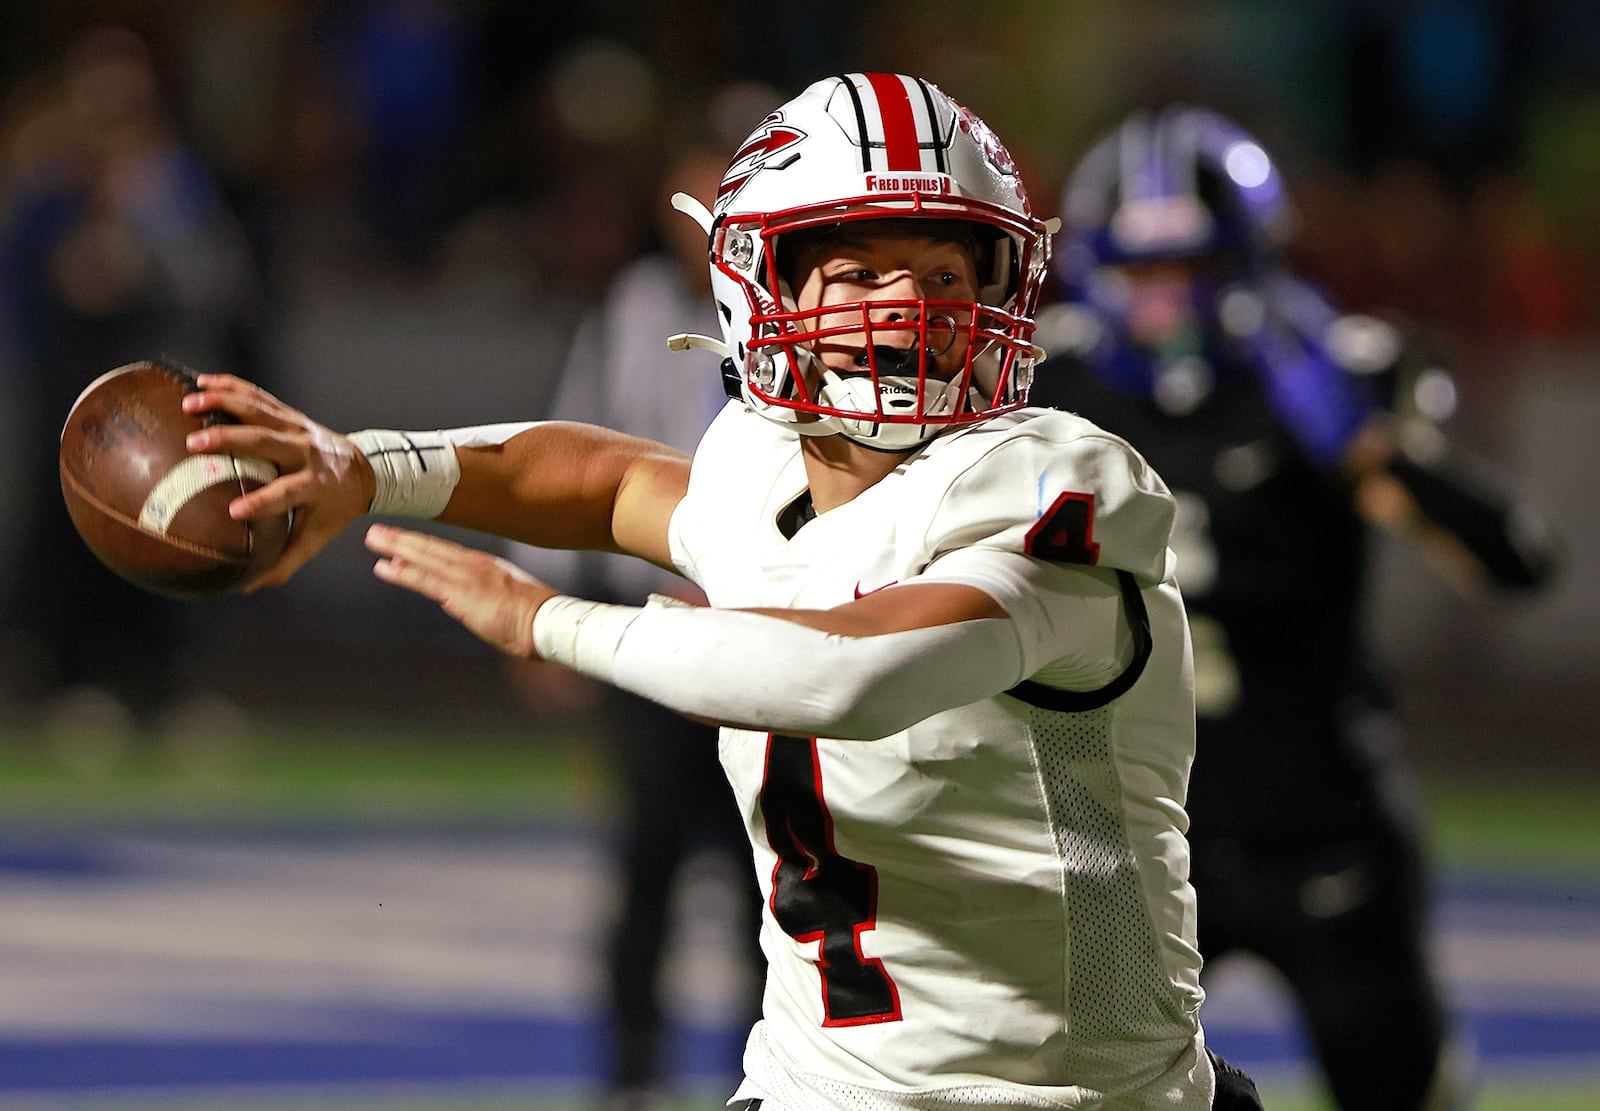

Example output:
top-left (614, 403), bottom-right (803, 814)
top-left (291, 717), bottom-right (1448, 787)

top-left (180, 73), bottom-right (1261, 1111)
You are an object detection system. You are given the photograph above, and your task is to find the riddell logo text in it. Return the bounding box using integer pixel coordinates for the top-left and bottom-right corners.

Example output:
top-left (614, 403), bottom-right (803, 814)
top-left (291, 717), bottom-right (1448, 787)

top-left (865, 174), bottom-right (950, 193)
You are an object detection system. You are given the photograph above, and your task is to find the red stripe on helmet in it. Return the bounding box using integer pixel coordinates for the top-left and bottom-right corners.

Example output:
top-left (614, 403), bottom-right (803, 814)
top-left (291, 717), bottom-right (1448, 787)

top-left (864, 73), bottom-right (921, 171)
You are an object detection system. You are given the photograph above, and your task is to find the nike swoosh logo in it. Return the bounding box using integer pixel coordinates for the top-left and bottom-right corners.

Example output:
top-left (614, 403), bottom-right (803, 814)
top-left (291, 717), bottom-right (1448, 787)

top-left (853, 579), bottom-right (898, 599)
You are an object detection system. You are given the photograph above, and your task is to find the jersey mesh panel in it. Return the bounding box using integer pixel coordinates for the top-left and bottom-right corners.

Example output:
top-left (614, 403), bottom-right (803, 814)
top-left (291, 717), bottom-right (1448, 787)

top-left (1031, 703), bottom-right (1196, 1084)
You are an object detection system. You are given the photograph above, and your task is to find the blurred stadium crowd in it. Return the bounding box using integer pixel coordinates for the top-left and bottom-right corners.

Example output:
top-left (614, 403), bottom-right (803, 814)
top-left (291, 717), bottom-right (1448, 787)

top-left (0, 0), bottom-right (1595, 770)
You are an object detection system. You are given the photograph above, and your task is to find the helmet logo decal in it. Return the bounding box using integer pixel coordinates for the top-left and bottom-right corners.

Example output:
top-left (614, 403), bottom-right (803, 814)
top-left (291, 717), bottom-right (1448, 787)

top-left (718, 118), bottom-right (807, 207)
top-left (953, 101), bottom-right (1016, 176)
top-left (952, 98), bottom-right (1029, 205)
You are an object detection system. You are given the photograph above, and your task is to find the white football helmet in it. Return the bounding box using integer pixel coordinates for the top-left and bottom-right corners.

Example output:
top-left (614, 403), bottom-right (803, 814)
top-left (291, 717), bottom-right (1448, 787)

top-left (677, 73), bottom-right (1052, 451)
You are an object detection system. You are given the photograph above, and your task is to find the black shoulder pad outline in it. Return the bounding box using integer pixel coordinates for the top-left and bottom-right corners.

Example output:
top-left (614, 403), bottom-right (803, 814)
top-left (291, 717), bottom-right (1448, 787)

top-left (1005, 569), bottom-right (1152, 712)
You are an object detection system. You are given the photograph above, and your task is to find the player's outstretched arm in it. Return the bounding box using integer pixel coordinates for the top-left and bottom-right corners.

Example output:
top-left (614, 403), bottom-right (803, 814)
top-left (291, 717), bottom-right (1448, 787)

top-left (1341, 421), bottom-right (1560, 594)
top-left (184, 374), bottom-right (692, 590)
top-left (364, 509), bottom-right (1030, 738)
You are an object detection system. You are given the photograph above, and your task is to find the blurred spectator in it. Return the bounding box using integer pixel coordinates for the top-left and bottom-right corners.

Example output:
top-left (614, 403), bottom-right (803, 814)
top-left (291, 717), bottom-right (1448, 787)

top-left (0, 25), bottom-right (264, 754)
top-left (1032, 103), bottom-right (1561, 1110)
top-left (520, 37), bottom-right (664, 300)
top-left (502, 131), bottom-right (768, 1111)
top-left (176, 0), bottom-right (307, 297)
top-left (303, 0), bottom-right (489, 269)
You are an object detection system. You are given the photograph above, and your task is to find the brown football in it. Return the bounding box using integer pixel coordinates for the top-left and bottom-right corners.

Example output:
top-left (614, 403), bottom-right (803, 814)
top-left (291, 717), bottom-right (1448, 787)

top-left (58, 360), bottom-right (292, 600)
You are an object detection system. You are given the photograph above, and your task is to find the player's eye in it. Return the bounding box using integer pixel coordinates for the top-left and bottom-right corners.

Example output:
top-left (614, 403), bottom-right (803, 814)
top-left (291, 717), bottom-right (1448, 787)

top-left (822, 263), bottom-right (875, 284)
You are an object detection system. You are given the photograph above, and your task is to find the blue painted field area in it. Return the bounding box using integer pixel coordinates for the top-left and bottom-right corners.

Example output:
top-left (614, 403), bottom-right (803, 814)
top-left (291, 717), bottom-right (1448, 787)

top-left (0, 826), bottom-right (1595, 1110)
top-left (1201, 866), bottom-right (1600, 1102)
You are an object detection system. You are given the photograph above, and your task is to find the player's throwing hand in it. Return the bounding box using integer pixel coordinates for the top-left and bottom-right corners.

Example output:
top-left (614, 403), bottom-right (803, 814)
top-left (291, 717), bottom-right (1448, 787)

top-left (182, 373), bottom-right (377, 589)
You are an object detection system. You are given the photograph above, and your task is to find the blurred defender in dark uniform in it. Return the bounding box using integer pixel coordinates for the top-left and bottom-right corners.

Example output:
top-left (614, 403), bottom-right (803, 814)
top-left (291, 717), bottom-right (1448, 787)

top-left (1030, 105), bottom-right (1559, 1110)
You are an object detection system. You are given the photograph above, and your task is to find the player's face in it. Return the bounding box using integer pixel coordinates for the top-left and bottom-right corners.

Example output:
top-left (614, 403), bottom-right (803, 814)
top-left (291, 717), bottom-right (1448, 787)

top-left (1110, 260), bottom-right (1202, 348)
top-left (1106, 251), bottom-right (1243, 350)
top-left (789, 232), bottom-right (981, 382)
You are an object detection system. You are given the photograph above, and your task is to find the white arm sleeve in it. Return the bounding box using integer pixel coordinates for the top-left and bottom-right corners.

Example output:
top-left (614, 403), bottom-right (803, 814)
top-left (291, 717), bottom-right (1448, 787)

top-left (915, 547), bottom-right (1134, 690)
top-left (533, 595), bottom-right (1028, 740)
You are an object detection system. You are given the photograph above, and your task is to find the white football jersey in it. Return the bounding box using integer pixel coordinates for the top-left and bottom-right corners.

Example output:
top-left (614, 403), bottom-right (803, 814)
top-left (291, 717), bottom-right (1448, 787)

top-left (669, 403), bottom-right (1212, 1110)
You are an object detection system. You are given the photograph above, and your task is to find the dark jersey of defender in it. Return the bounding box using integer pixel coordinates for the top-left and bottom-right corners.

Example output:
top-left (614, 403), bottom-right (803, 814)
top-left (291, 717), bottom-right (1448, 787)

top-left (1031, 330), bottom-right (1389, 845)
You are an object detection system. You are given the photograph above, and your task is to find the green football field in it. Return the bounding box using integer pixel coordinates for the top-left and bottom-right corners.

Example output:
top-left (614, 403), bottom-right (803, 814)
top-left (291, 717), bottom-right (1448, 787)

top-left (0, 722), bottom-right (1595, 1111)
top-left (5, 721), bottom-right (1598, 855)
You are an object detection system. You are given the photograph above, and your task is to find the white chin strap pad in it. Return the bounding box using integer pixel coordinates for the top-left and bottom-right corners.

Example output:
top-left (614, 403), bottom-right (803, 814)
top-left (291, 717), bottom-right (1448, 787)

top-left (816, 370), bottom-right (962, 450)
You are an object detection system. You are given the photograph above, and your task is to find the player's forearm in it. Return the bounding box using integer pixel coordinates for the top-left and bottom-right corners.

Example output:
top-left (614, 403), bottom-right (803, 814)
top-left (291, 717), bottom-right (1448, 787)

top-left (1344, 422), bottom-right (1558, 592)
top-left (1355, 456), bottom-right (1558, 591)
top-left (357, 420), bottom-right (687, 563)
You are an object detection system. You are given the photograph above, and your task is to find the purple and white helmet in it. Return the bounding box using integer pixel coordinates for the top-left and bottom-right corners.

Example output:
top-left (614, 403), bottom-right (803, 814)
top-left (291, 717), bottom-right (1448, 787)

top-left (1056, 104), bottom-right (1295, 293)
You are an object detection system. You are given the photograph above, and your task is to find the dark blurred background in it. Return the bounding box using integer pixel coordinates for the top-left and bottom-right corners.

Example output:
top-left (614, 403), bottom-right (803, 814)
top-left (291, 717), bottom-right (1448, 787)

top-left (0, 0), bottom-right (1595, 778)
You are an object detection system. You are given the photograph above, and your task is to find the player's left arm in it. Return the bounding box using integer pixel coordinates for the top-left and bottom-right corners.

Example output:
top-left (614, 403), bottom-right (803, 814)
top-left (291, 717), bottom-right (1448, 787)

top-left (1256, 291), bottom-right (1560, 593)
top-left (368, 520), bottom-right (1026, 737)
top-left (1340, 420), bottom-right (1560, 594)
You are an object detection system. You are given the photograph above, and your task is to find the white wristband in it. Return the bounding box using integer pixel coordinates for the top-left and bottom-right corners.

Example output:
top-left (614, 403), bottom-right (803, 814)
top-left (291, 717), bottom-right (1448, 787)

top-left (348, 429), bottom-right (461, 518)
top-left (531, 595), bottom-right (642, 681)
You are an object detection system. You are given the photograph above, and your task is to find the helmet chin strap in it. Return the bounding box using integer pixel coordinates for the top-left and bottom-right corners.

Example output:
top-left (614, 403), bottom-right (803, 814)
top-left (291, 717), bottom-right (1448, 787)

top-left (814, 365), bottom-right (964, 450)
top-left (790, 320), bottom-right (967, 448)
top-left (775, 317), bottom-right (986, 450)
